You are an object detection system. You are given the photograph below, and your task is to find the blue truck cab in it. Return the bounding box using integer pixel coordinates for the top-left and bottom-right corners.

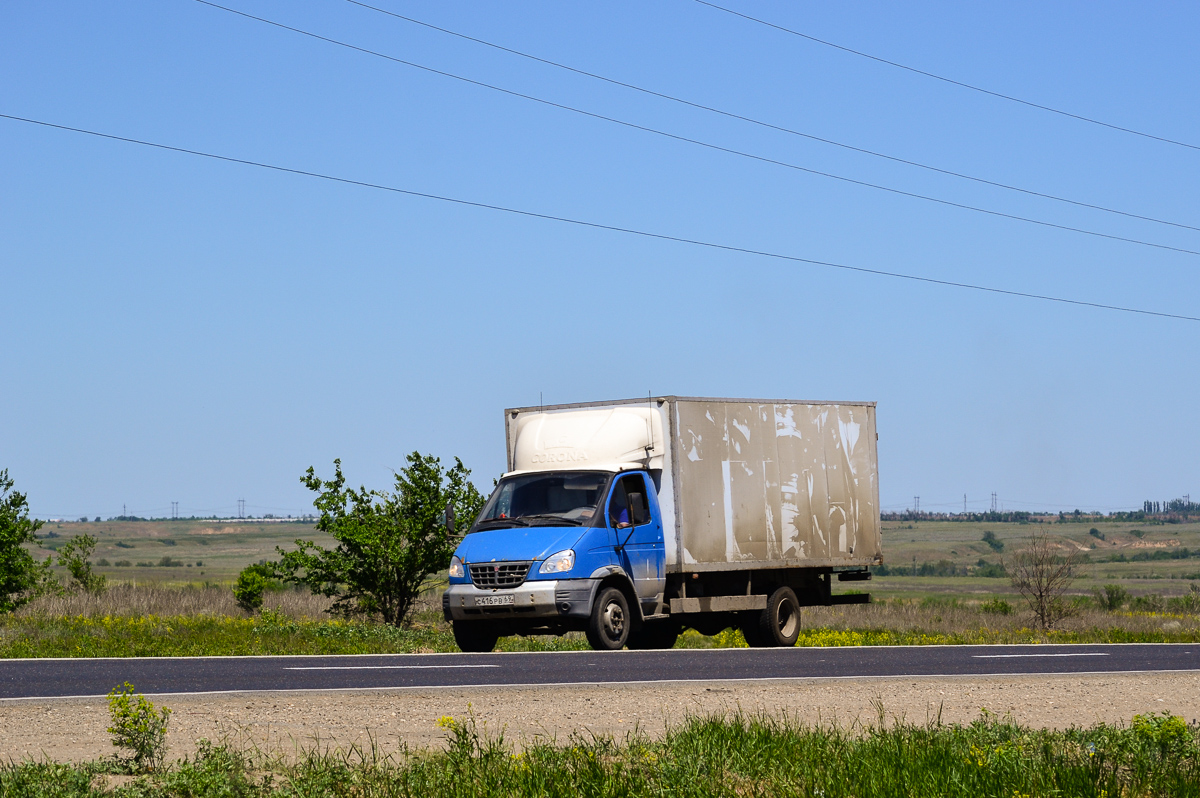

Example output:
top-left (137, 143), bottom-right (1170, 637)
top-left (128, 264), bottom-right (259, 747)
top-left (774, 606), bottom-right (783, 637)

top-left (443, 467), bottom-right (669, 651)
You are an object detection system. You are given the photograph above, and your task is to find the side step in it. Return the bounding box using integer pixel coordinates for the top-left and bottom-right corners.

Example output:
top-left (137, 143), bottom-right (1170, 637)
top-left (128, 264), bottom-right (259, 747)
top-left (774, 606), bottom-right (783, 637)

top-left (669, 595), bottom-right (768, 614)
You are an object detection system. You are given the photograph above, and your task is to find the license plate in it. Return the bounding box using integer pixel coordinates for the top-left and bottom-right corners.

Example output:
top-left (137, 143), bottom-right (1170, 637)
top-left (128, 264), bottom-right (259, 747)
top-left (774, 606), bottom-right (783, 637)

top-left (475, 594), bottom-right (514, 607)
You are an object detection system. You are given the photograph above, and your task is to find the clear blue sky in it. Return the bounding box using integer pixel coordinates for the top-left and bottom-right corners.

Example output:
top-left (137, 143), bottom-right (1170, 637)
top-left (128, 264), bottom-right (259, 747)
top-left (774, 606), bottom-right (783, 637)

top-left (2, 1), bottom-right (1197, 519)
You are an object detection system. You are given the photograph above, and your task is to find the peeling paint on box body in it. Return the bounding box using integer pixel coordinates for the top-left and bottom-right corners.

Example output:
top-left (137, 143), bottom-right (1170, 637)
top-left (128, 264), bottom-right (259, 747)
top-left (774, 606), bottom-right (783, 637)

top-left (672, 400), bottom-right (880, 569)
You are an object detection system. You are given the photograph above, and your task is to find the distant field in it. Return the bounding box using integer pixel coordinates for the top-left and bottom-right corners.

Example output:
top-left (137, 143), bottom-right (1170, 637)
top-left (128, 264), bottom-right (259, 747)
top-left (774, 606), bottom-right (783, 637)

top-left (30, 517), bottom-right (1200, 600)
top-left (874, 518), bottom-right (1200, 601)
top-left (34, 519), bottom-right (333, 583)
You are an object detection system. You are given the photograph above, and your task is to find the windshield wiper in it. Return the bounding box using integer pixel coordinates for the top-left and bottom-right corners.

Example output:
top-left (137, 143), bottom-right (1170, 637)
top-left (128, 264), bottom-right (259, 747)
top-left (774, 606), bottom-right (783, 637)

top-left (517, 514), bottom-right (584, 526)
top-left (474, 517), bottom-right (530, 529)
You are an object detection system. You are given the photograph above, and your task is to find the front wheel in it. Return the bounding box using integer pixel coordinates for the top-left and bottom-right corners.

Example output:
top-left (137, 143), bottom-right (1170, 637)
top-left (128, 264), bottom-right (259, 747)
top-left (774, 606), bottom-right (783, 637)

top-left (452, 620), bottom-right (500, 653)
top-left (586, 587), bottom-right (631, 650)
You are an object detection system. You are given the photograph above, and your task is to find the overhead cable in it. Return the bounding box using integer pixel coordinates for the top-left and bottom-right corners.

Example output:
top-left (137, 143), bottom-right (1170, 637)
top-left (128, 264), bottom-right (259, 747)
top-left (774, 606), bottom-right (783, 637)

top-left (694, 0), bottom-right (1200, 153)
top-left (343, 0), bottom-right (1200, 234)
top-left (3, 111), bottom-right (1195, 323)
top-left (190, 0), bottom-right (1200, 258)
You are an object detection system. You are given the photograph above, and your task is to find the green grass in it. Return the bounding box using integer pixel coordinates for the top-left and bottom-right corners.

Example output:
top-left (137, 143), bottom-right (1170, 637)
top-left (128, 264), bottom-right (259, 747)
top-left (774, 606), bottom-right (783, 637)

top-left (3, 711), bottom-right (1198, 797)
top-left (0, 609), bottom-right (583, 657)
top-left (3, 610), bottom-right (1199, 658)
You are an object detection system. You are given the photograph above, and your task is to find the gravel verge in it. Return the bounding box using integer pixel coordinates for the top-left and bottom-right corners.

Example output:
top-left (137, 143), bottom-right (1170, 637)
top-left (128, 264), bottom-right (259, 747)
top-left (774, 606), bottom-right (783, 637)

top-left (2, 672), bottom-right (1197, 764)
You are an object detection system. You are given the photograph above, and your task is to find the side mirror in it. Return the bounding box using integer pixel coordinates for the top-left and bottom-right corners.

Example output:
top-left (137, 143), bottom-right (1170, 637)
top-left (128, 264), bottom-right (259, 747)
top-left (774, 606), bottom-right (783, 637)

top-left (444, 500), bottom-right (457, 534)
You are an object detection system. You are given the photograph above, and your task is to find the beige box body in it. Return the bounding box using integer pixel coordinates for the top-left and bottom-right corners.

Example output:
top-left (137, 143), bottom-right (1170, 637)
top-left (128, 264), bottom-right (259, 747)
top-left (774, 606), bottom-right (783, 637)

top-left (505, 397), bottom-right (883, 574)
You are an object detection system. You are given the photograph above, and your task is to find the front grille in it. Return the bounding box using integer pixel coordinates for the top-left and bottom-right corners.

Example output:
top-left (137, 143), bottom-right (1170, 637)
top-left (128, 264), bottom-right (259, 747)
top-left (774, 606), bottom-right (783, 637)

top-left (468, 561), bottom-right (532, 589)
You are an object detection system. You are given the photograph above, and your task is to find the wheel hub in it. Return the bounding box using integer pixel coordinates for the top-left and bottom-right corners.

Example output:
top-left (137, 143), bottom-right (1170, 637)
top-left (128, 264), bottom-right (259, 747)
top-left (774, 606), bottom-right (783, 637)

top-left (603, 602), bottom-right (625, 638)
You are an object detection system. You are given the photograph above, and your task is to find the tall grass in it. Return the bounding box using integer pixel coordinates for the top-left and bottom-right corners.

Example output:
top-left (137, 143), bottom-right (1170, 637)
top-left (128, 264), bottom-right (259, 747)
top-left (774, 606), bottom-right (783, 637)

top-left (15, 582), bottom-right (335, 619)
top-left (2, 711), bottom-right (1197, 797)
top-left (797, 597), bottom-right (1200, 638)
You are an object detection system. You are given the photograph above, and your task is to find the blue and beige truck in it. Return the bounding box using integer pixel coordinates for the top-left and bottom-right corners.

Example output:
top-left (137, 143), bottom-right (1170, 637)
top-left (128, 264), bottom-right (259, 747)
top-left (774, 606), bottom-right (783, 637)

top-left (443, 397), bottom-right (882, 651)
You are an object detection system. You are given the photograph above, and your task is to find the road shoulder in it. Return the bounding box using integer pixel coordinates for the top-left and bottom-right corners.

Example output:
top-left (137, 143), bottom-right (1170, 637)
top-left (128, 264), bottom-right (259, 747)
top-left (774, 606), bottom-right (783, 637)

top-left (2, 672), bottom-right (1197, 764)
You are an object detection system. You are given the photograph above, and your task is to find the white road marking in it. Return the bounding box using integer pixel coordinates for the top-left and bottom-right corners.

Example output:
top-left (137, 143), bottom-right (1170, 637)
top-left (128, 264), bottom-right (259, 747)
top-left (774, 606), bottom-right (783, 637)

top-left (284, 665), bottom-right (500, 670)
top-left (972, 653), bottom-right (1109, 659)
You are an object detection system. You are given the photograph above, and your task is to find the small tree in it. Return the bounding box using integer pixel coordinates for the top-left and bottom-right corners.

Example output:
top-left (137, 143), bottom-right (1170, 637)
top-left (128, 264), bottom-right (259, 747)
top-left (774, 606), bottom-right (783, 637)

top-left (58, 533), bottom-right (107, 594)
top-left (233, 563), bottom-right (274, 612)
top-left (1005, 528), bottom-right (1080, 630)
top-left (107, 682), bottom-right (171, 771)
top-left (275, 453), bottom-right (484, 626)
top-left (0, 470), bottom-right (53, 613)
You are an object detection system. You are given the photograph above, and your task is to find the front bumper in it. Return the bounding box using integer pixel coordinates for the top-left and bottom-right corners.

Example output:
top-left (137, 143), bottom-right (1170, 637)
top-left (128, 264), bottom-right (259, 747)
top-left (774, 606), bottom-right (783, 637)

top-left (442, 579), bottom-right (598, 621)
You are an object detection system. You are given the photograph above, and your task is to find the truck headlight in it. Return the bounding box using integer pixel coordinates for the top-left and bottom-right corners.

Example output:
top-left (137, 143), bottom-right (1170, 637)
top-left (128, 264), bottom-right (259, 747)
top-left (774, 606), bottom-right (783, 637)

top-left (449, 555), bottom-right (464, 579)
top-left (539, 549), bottom-right (575, 574)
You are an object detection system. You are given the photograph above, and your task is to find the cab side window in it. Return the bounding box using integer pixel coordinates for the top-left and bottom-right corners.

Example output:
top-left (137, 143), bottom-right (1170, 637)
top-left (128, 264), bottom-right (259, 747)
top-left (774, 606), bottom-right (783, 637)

top-left (609, 474), bottom-right (651, 528)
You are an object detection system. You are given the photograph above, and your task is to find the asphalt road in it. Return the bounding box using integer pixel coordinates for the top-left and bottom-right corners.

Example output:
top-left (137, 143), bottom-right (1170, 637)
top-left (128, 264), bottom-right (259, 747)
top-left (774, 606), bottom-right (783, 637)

top-left (2, 644), bottom-right (1197, 700)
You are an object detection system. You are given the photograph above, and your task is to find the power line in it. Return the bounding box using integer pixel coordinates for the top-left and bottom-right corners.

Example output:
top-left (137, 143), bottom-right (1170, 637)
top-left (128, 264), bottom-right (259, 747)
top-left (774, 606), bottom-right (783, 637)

top-left (190, 0), bottom-right (1200, 259)
top-left (3, 111), bottom-right (1197, 323)
top-left (343, 0), bottom-right (1200, 235)
top-left (694, 1), bottom-right (1200, 154)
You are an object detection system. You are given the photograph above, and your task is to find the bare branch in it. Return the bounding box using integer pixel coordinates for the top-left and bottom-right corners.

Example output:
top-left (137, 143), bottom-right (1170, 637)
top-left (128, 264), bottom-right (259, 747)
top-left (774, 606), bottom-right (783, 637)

top-left (1004, 527), bottom-right (1080, 630)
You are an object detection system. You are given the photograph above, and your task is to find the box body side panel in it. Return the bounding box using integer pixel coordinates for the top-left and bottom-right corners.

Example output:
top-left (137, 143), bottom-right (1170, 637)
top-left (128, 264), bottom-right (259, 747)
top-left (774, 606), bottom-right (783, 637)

top-left (673, 400), bottom-right (881, 570)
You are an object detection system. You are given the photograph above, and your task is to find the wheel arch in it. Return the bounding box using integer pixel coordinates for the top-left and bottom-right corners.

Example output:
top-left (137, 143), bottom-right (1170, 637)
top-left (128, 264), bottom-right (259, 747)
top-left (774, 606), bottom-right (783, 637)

top-left (592, 570), bottom-right (643, 628)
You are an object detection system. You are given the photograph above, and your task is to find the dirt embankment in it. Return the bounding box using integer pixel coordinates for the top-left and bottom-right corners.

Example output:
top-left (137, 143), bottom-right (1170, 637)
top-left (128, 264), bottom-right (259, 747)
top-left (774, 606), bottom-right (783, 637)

top-left (2, 673), bottom-right (1198, 764)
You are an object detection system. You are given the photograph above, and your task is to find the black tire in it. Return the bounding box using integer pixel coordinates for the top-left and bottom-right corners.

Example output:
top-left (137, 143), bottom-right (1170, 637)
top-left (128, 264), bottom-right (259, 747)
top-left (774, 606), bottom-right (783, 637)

top-left (586, 587), bottom-right (631, 650)
top-left (627, 620), bottom-right (681, 650)
top-left (753, 587), bottom-right (801, 647)
top-left (452, 620), bottom-right (500, 653)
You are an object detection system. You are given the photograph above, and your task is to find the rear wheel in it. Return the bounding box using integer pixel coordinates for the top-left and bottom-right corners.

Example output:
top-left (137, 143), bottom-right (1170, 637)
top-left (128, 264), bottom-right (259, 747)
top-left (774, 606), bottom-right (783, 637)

top-left (586, 587), bottom-right (631, 650)
top-left (452, 621), bottom-right (500, 653)
top-left (749, 587), bottom-right (801, 647)
top-left (627, 620), bottom-right (680, 650)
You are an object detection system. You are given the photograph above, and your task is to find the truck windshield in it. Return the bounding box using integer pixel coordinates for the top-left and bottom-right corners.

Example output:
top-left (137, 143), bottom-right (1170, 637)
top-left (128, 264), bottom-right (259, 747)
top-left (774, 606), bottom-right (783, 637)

top-left (474, 472), bottom-right (610, 530)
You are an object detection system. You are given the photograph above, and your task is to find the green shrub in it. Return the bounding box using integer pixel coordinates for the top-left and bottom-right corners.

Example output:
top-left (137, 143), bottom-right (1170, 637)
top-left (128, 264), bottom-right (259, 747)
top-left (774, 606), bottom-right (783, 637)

top-left (0, 469), bottom-right (53, 613)
top-left (1132, 711), bottom-right (1192, 758)
top-left (107, 682), bottom-right (171, 771)
top-left (233, 564), bottom-right (275, 612)
top-left (57, 534), bottom-right (106, 594)
top-left (1166, 586), bottom-right (1200, 614)
top-left (114, 560), bottom-right (132, 567)
top-left (115, 541), bottom-right (134, 548)
top-left (1094, 584), bottom-right (1129, 612)
top-left (1131, 593), bottom-right (1166, 613)
top-left (980, 598), bottom-right (1013, 615)
top-left (1089, 527), bottom-right (1105, 540)
top-left (156, 556), bottom-right (183, 567)
top-left (973, 560), bottom-right (1007, 578)
top-left (981, 530), bottom-right (1004, 552)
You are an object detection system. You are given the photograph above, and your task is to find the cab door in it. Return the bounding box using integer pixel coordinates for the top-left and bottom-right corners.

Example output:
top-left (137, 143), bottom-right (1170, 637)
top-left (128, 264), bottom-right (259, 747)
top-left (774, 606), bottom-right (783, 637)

top-left (607, 472), bottom-right (665, 615)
